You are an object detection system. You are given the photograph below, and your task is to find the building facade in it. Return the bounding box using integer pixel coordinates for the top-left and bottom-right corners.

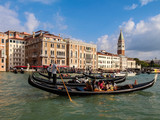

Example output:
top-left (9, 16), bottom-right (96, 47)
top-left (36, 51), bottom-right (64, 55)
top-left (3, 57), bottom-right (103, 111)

top-left (65, 38), bottom-right (97, 69)
top-left (97, 51), bottom-right (120, 70)
top-left (127, 58), bottom-right (136, 69)
top-left (0, 32), bottom-right (7, 71)
top-left (5, 31), bottom-right (30, 70)
top-left (25, 30), bottom-right (66, 66)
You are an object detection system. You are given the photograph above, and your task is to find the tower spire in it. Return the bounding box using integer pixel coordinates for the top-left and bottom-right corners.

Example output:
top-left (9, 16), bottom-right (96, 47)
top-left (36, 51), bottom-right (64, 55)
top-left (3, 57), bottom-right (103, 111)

top-left (117, 30), bottom-right (125, 56)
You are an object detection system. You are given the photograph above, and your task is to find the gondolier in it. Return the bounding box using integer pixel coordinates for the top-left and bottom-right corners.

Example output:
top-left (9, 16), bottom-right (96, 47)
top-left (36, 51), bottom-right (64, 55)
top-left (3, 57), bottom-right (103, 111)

top-left (47, 64), bottom-right (52, 80)
top-left (52, 61), bottom-right (57, 85)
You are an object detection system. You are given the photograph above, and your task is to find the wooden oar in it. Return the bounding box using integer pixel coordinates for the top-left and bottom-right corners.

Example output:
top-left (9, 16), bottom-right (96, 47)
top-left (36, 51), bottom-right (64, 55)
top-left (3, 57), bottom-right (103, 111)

top-left (56, 67), bottom-right (73, 102)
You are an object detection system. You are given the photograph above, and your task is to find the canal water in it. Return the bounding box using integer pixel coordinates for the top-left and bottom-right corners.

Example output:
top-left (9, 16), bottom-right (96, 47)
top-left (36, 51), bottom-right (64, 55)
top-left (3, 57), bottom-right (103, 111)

top-left (0, 72), bottom-right (160, 120)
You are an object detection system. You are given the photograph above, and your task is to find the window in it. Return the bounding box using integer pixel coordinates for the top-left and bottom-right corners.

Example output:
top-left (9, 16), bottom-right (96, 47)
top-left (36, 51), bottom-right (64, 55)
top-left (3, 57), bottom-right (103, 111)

top-left (51, 59), bottom-right (54, 64)
top-left (2, 59), bottom-right (4, 63)
top-left (71, 50), bottom-right (72, 58)
top-left (45, 43), bottom-right (47, 47)
top-left (62, 45), bottom-right (65, 49)
top-left (45, 59), bottom-right (47, 64)
top-left (2, 39), bottom-right (4, 43)
top-left (51, 44), bottom-right (54, 48)
top-left (75, 51), bottom-right (77, 58)
top-left (2, 66), bottom-right (4, 68)
top-left (62, 60), bottom-right (65, 64)
top-left (45, 50), bottom-right (47, 55)
top-left (57, 60), bottom-right (60, 64)
top-left (13, 40), bottom-right (15, 43)
top-left (57, 44), bottom-right (60, 48)
top-left (51, 50), bottom-right (54, 55)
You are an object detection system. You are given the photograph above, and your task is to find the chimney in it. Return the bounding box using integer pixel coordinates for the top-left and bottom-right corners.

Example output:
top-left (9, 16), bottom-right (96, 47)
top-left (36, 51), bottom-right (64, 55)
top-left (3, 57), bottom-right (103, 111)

top-left (59, 34), bottom-right (60, 37)
top-left (40, 31), bottom-right (43, 36)
top-left (33, 32), bottom-right (35, 38)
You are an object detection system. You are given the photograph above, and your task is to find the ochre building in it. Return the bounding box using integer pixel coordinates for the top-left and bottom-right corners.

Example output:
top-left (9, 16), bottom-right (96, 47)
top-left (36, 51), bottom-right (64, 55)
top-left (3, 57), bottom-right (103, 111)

top-left (65, 38), bottom-right (97, 69)
top-left (25, 30), bottom-right (66, 66)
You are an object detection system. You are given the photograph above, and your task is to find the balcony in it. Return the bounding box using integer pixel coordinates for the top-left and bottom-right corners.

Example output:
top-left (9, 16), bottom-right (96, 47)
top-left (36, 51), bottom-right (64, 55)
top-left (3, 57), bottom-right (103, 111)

top-left (50, 55), bottom-right (55, 58)
top-left (86, 62), bottom-right (92, 65)
top-left (40, 54), bottom-right (48, 57)
top-left (57, 55), bottom-right (65, 58)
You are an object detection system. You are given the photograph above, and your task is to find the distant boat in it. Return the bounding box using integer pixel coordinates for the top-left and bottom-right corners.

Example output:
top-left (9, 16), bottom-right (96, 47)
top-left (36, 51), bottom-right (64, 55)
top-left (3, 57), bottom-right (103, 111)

top-left (115, 72), bottom-right (136, 77)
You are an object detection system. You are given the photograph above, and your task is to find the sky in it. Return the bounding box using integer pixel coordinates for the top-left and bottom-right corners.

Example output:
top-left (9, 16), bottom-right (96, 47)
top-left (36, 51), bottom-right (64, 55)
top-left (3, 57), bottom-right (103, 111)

top-left (0, 0), bottom-right (160, 60)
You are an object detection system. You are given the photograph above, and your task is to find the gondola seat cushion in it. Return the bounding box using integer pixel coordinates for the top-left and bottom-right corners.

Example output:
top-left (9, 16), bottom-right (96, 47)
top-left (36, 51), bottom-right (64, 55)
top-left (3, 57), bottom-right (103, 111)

top-left (76, 87), bottom-right (85, 91)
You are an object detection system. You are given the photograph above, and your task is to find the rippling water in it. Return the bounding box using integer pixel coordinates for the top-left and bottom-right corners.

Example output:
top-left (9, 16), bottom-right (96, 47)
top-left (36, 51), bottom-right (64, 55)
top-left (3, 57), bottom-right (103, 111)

top-left (0, 72), bottom-right (160, 120)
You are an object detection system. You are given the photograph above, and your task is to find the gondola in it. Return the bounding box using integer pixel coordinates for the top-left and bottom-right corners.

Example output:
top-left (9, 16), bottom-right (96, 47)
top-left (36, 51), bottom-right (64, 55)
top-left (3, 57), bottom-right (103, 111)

top-left (83, 73), bottom-right (126, 83)
top-left (39, 72), bottom-right (85, 79)
top-left (28, 74), bottom-right (158, 96)
top-left (32, 72), bottom-right (86, 87)
top-left (20, 70), bottom-right (24, 74)
top-left (32, 72), bottom-right (126, 86)
top-left (13, 69), bottom-right (18, 74)
top-left (83, 73), bottom-right (105, 79)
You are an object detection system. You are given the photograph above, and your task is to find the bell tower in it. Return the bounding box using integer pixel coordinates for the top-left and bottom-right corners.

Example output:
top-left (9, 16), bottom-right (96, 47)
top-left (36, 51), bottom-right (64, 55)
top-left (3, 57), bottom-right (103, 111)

top-left (117, 30), bottom-right (125, 56)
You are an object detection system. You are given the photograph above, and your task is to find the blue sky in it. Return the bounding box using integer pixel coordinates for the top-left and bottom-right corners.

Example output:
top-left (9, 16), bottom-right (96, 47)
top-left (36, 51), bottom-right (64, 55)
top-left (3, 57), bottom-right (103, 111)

top-left (0, 0), bottom-right (160, 60)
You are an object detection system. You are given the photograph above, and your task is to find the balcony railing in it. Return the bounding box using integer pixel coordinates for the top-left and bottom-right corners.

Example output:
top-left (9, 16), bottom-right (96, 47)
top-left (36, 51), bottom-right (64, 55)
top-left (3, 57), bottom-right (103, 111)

top-left (50, 55), bottom-right (55, 58)
top-left (40, 54), bottom-right (48, 57)
top-left (57, 55), bottom-right (65, 58)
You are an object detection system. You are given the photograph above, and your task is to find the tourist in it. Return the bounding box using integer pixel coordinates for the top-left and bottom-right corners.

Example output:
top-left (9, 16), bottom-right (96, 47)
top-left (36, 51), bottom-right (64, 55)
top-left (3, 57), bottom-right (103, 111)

top-left (92, 79), bottom-right (98, 91)
top-left (47, 64), bottom-right (52, 80)
top-left (99, 80), bottom-right (105, 90)
top-left (52, 61), bottom-right (57, 85)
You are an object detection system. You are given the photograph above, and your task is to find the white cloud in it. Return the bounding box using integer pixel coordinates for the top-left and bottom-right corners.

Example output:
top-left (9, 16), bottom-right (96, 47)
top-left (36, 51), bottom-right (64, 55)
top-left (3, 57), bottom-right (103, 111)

top-left (0, 4), bottom-right (24, 32)
top-left (120, 18), bottom-right (135, 33)
top-left (139, 0), bottom-right (154, 6)
top-left (0, 4), bottom-right (39, 33)
top-left (120, 13), bottom-right (160, 59)
top-left (124, 4), bottom-right (138, 10)
top-left (97, 13), bottom-right (160, 60)
top-left (43, 22), bottom-right (54, 30)
top-left (25, 12), bottom-right (39, 33)
top-left (18, 0), bottom-right (58, 4)
top-left (55, 12), bottom-right (68, 30)
top-left (96, 34), bottom-right (118, 53)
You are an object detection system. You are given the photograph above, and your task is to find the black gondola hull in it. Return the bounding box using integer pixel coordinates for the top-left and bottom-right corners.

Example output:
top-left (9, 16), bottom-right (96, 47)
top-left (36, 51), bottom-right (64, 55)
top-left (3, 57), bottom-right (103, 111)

top-left (28, 75), bottom-right (156, 96)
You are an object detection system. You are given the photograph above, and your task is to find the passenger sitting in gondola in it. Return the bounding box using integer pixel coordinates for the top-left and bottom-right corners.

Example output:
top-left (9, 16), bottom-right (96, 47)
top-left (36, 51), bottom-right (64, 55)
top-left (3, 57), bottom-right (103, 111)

top-left (75, 77), bottom-right (81, 83)
top-left (105, 81), bottom-right (114, 91)
top-left (84, 80), bottom-right (93, 91)
top-left (92, 80), bottom-right (98, 91)
top-left (98, 80), bottom-right (105, 90)
top-left (105, 81), bottom-right (110, 90)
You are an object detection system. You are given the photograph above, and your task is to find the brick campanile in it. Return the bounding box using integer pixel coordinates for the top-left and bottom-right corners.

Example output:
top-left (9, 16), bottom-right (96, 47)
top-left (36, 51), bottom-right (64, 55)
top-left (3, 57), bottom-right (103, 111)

top-left (117, 30), bottom-right (125, 56)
